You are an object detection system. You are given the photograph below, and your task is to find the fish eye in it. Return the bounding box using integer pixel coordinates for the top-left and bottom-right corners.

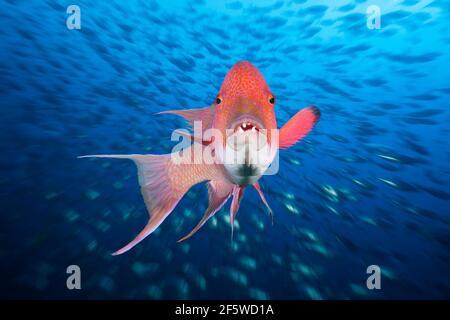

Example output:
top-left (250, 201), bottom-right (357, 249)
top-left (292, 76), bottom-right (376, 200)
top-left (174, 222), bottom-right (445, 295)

top-left (216, 97), bottom-right (222, 105)
top-left (269, 96), bottom-right (275, 104)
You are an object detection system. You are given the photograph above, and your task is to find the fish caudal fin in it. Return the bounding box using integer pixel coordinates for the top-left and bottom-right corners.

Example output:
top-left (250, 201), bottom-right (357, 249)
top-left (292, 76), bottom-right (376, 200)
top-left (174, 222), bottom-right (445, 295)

top-left (230, 186), bottom-right (245, 240)
top-left (177, 180), bottom-right (234, 242)
top-left (279, 106), bottom-right (320, 149)
top-left (253, 182), bottom-right (273, 224)
top-left (79, 152), bottom-right (224, 255)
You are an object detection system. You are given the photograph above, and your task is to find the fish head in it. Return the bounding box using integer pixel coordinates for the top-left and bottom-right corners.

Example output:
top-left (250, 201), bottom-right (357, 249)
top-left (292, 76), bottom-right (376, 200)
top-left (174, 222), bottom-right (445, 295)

top-left (212, 61), bottom-right (279, 185)
top-left (213, 61), bottom-right (277, 142)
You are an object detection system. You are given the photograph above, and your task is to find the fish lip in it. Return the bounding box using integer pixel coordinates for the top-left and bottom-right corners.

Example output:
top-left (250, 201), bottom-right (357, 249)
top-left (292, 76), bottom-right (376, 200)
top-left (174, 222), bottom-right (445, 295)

top-left (229, 115), bottom-right (265, 133)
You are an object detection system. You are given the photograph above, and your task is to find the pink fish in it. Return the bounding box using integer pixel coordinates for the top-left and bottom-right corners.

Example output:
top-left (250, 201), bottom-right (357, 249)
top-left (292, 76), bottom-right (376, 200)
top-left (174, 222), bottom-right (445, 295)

top-left (80, 61), bottom-right (320, 255)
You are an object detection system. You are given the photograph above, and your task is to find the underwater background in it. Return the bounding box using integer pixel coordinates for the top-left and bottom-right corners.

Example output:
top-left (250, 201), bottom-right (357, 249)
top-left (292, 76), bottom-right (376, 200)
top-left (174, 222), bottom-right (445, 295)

top-left (1, 0), bottom-right (449, 299)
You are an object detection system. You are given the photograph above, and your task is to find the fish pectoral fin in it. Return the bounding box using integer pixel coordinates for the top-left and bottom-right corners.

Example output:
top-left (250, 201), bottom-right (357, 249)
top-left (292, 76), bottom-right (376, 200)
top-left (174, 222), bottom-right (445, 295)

top-left (253, 182), bottom-right (273, 224)
top-left (279, 106), bottom-right (320, 149)
top-left (177, 180), bottom-right (234, 243)
top-left (79, 150), bottom-right (225, 255)
top-left (156, 106), bottom-right (214, 129)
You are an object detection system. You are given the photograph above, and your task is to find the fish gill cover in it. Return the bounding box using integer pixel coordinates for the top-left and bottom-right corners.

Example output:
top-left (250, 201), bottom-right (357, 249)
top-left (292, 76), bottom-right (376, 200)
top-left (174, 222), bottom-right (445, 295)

top-left (0, 0), bottom-right (449, 299)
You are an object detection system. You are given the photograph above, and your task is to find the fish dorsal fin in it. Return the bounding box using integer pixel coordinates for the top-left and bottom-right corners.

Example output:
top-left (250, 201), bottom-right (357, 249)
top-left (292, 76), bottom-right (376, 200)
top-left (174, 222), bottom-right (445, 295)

top-left (157, 105), bottom-right (215, 130)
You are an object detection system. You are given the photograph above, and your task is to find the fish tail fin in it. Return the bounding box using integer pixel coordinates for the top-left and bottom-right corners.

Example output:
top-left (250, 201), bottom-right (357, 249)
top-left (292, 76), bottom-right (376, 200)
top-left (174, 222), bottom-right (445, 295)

top-left (111, 220), bottom-right (155, 256)
top-left (253, 182), bottom-right (273, 225)
top-left (79, 152), bottom-right (220, 255)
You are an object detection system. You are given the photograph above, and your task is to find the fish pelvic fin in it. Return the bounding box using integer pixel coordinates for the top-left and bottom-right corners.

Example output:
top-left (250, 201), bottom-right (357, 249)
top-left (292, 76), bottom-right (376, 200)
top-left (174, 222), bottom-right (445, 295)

top-left (253, 182), bottom-right (273, 225)
top-left (79, 150), bottom-right (225, 255)
top-left (177, 180), bottom-right (234, 243)
top-left (279, 106), bottom-right (320, 149)
top-left (230, 186), bottom-right (245, 240)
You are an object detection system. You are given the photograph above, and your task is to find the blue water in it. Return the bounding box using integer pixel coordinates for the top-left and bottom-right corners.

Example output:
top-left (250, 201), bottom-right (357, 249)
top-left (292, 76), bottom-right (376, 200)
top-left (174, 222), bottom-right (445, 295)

top-left (1, 0), bottom-right (449, 299)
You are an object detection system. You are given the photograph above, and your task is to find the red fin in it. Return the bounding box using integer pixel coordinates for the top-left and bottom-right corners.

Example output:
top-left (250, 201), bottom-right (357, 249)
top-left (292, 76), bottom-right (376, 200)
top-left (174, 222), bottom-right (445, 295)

top-left (157, 106), bottom-right (214, 129)
top-left (253, 182), bottom-right (273, 224)
top-left (279, 106), bottom-right (320, 149)
top-left (177, 180), bottom-right (233, 242)
top-left (79, 150), bottom-right (225, 255)
top-left (230, 186), bottom-right (245, 239)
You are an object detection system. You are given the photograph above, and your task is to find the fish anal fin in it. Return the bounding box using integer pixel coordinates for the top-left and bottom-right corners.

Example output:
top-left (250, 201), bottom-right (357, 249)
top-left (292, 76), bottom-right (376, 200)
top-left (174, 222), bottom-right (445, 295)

top-left (177, 180), bottom-right (233, 243)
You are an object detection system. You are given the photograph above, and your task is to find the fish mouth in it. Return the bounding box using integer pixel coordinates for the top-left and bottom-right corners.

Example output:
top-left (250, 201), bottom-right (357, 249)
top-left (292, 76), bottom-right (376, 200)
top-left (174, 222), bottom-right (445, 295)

top-left (230, 116), bottom-right (264, 133)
